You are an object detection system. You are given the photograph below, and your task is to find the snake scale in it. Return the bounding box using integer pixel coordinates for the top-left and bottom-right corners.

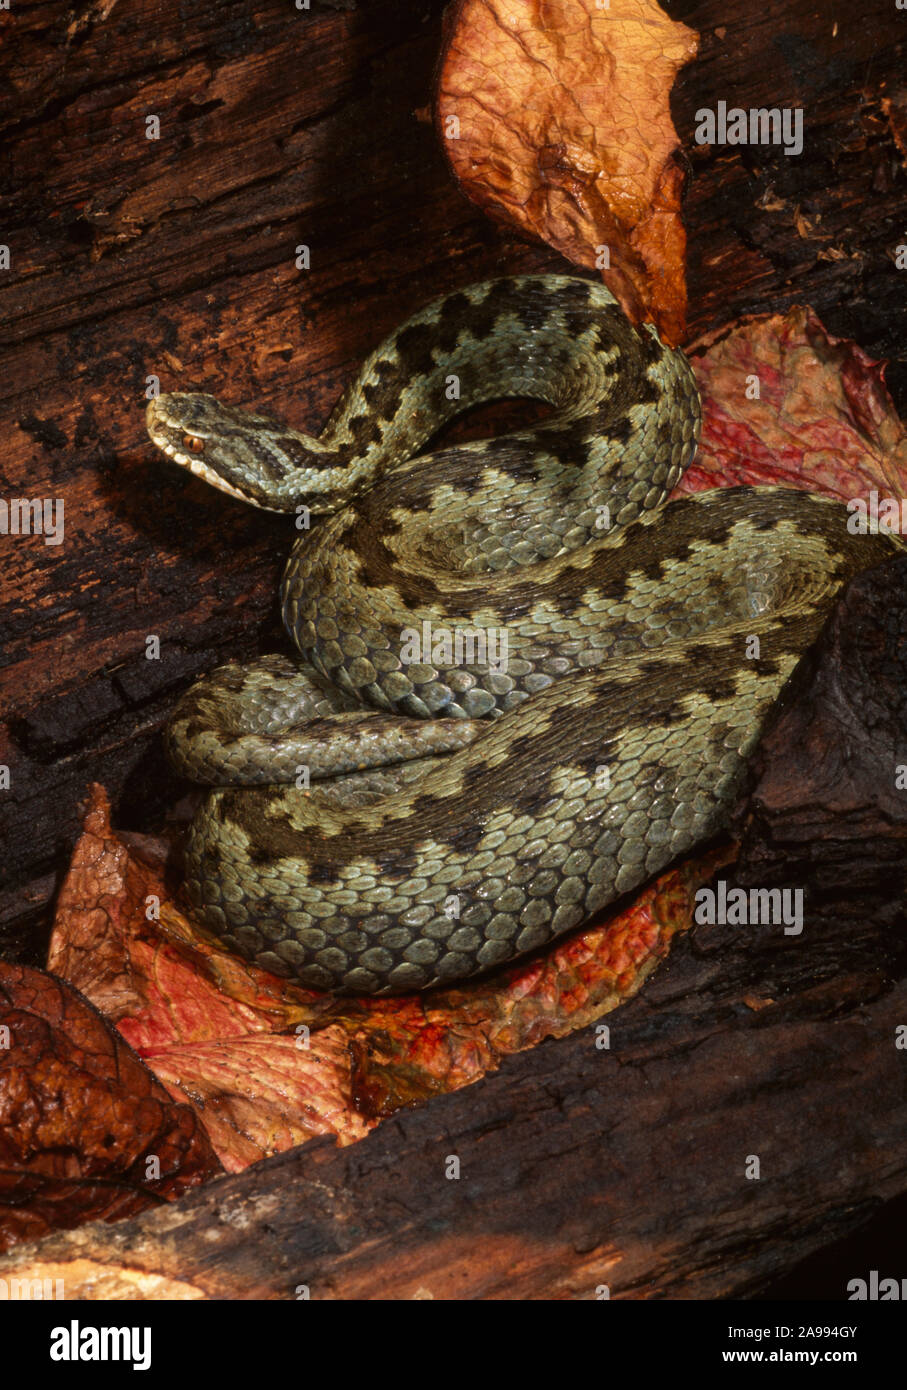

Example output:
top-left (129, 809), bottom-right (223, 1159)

top-left (146, 275), bottom-right (900, 994)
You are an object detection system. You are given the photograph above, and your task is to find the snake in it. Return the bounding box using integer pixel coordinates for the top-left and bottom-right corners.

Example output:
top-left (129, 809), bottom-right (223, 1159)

top-left (145, 274), bottom-right (901, 995)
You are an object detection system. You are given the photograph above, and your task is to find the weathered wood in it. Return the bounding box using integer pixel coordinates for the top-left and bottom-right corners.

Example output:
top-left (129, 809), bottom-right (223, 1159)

top-left (1, 0), bottom-right (906, 962)
top-left (676, 0), bottom-right (907, 401)
top-left (735, 557), bottom-right (907, 938)
top-left (0, 933), bottom-right (903, 1299)
top-left (0, 0), bottom-right (906, 1296)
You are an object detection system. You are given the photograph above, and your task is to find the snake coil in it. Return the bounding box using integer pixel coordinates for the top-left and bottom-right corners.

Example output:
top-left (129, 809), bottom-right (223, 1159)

top-left (146, 276), bottom-right (900, 993)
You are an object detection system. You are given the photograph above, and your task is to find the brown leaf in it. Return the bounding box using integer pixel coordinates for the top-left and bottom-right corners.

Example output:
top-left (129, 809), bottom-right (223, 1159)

top-left (0, 963), bottom-right (220, 1254)
top-left (46, 787), bottom-right (150, 1023)
top-left (436, 0), bottom-right (699, 343)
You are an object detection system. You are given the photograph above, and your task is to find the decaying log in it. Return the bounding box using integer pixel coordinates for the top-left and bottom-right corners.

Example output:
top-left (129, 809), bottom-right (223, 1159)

top-left (1, 0), bottom-right (906, 966)
top-left (734, 556), bottom-right (907, 942)
top-left (1, 556), bottom-right (906, 1298)
top-left (0, 951), bottom-right (902, 1299)
top-left (1, 0), bottom-right (906, 1295)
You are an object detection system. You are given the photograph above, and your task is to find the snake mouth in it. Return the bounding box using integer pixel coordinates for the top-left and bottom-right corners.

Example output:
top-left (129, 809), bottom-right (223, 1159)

top-left (145, 398), bottom-right (274, 509)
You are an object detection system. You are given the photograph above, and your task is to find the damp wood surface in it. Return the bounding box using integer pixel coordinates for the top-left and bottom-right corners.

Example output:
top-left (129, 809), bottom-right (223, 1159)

top-left (0, 0), bottom-right (906, 1297)
top-left (2, 539), bottom-right (906, 1298)
top-left (1, 0), bottom-right (905, 960)
top-left (0, 907), bottom-right (903, 1299)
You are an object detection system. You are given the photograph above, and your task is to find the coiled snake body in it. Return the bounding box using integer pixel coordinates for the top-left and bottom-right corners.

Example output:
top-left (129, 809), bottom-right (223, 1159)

top-left (146, 276), bottom-right (899, 993)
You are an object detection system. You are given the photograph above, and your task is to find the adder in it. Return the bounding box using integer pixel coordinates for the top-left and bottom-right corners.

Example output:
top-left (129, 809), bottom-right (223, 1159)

top-left (145, 275), bottom-right (899, 994)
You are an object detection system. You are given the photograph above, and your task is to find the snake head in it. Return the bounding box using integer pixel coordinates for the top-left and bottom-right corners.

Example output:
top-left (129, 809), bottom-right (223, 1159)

top-left (146, 392), bottom-right (326, 513)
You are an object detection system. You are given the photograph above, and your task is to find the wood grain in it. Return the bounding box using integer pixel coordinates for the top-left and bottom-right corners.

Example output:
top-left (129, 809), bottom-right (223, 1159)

top-left (1, 0), bottom-right (905, 960)
top-left (0, 0), bottom-right (905, 1297)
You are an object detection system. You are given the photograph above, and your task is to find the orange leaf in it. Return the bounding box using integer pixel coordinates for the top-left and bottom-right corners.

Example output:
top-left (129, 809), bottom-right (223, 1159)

top-left (48, 787), bottom-right (369, 1170)
top-left (49, 786), bottom-right (331, 1047)
top-left (345, 844), bottom-right (735, 1115)
top-left (148, 1035), bottom-right (370, 1173)
top-left (436, 0), bottom-right (699, 343)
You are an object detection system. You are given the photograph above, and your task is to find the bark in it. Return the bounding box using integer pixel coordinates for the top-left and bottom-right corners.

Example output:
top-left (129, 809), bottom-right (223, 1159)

top-left (1, 0), bottom-right (905, 962)
top-left (0, 0), bottom-right (905, 1296)
top-left (0, 935), bottom-right (902, 1299)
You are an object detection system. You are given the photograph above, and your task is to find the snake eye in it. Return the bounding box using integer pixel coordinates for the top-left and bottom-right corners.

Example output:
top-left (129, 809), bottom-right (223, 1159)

top-left (183, 435), bottom-right (205, 454)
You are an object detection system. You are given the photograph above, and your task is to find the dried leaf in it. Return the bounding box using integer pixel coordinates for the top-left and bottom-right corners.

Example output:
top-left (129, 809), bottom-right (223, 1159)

top-left (50, 786), bottom-right (331, 1044)
top-left (436, 0), bottom-right (699, 342)
top-left (686, 307), bottom-right (907, 498)
top-left (49, 788), bottom-right (369, 1169)
top-left (149, 1035), bottom-right (370, 1173)
top-left (0, 963), bottom-right (220, 1253)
